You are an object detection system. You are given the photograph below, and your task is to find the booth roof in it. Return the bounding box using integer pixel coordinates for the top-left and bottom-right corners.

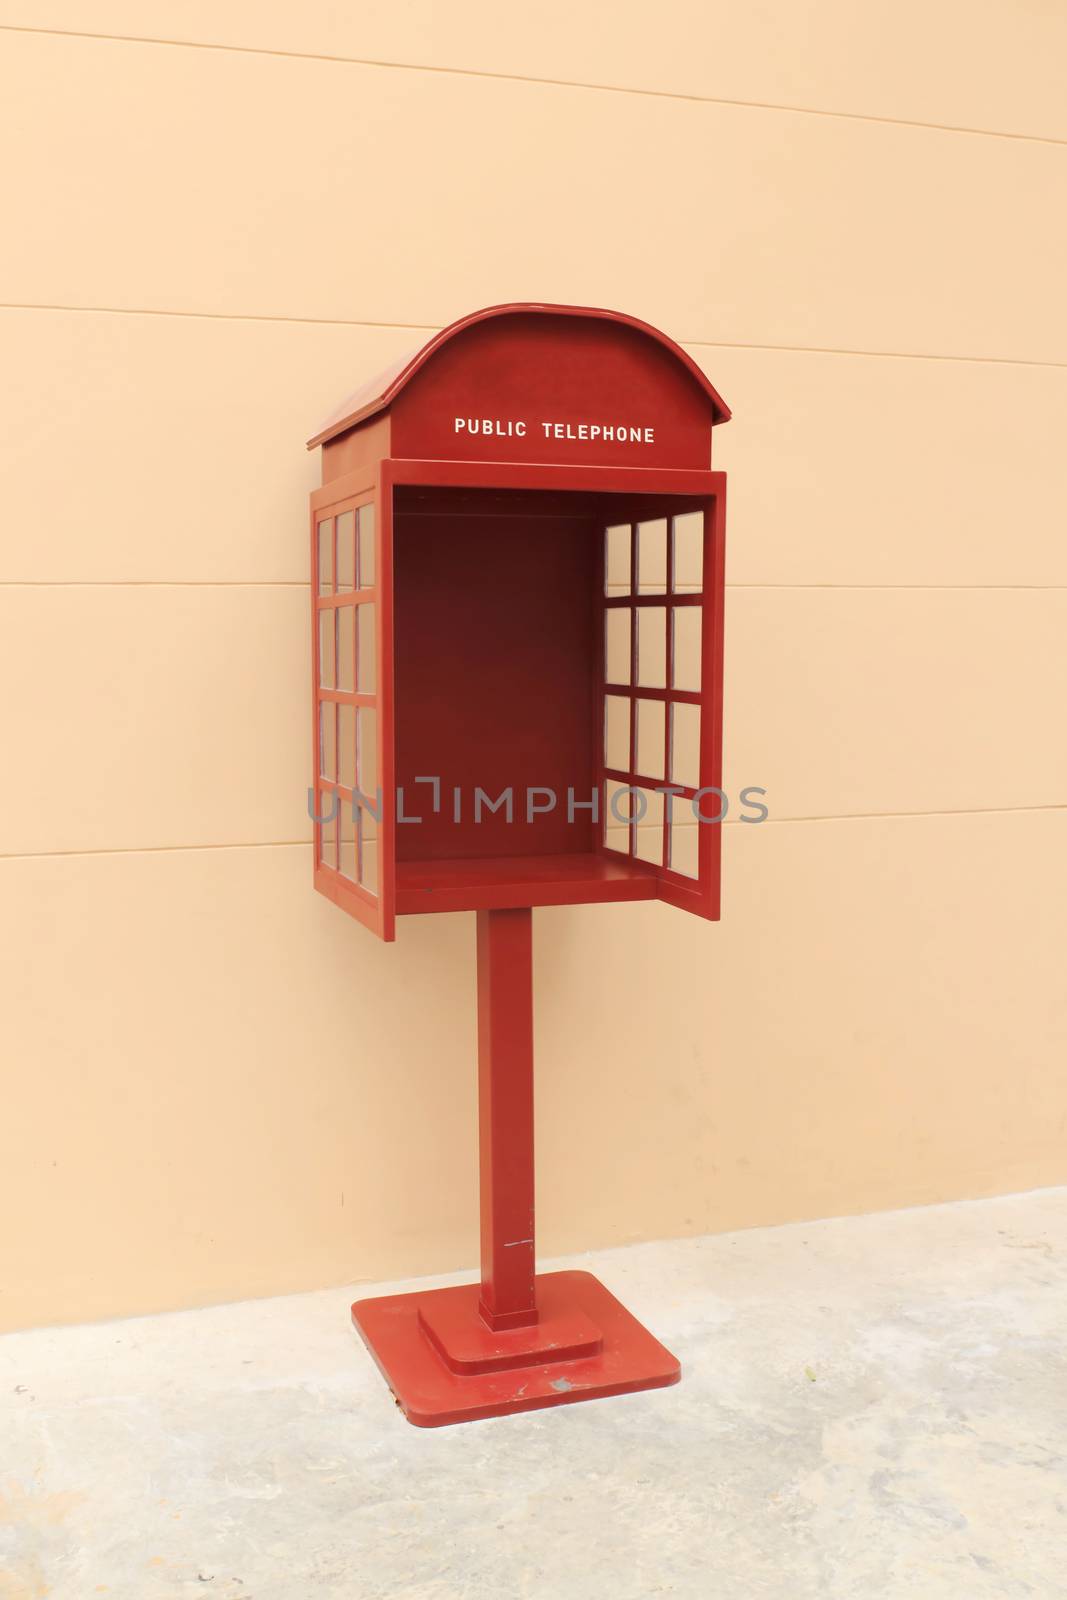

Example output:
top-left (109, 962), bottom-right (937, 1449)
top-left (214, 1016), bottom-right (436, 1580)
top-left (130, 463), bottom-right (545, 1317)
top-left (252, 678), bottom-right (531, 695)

top-left (306, 302), bottom-right (731, 449)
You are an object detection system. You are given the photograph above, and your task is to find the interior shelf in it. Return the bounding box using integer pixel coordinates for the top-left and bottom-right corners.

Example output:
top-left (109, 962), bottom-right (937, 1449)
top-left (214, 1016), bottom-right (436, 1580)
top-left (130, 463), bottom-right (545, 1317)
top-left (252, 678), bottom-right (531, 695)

top-left (396, 852), bottom-right (658, 915)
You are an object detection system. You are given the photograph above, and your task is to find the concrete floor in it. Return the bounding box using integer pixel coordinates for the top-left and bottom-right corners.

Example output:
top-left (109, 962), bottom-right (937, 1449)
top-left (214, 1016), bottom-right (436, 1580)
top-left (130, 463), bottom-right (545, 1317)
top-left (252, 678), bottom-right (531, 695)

top-left (2, 1190), bottom-right (1066, 1599)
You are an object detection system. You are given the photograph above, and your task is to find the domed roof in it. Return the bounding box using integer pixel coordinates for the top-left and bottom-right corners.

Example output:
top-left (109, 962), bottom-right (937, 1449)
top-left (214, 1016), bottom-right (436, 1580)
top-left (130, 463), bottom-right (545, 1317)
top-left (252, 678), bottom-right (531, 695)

top-left (307, 302), bottom-right (730, 449)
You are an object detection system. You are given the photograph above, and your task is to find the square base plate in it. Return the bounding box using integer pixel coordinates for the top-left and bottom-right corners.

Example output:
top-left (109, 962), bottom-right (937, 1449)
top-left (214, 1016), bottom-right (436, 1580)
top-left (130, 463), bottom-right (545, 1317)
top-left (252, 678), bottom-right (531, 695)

top-left (351, 1269), bottom-right (680, 1427)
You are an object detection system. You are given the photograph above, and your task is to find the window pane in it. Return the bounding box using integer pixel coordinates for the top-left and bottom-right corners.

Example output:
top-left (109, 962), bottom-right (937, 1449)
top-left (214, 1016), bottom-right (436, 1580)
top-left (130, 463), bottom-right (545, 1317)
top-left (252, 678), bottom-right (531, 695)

top-left (357, 602), bottom-right (376, 694)
top-left (672, 606), bottom-right (702, 692)
top-left (672, 511), bottom-right (703, 593)
top-left (317, 519), bottom-right (333, 595)
top-left (669, 821), bottom-right (700, 878)
top-left (357, 504), bottom-right (375, 588)
top-left (632, 786), bottom-right (664, 864)
top-left (335, 510), bottom-right (355, 592)
top-left (319, 701), bottom-right (336, 780)
top-left (358, 705), bottom-right (378, 802)
top-left (603, 780), bottom-right (631, 854)
top-left (670, 702), bottom-right (701, 790)
top-left (319, 788), bottom-right (338, 869)
top-left (339, 794), bottom-right (357, 880)
top-left (635, 697), bottom-right (665, 781)
top-left (359, 801), bottom-right (378, 895)
top-left (637, 606), bottom-right (666, 688)
top-left (604, 694), bottom-right (630, 772)
top-left (637, 519), bottom-right (667, 594)
top-left (605, 607), bottom-right (630, 685)
top-left (318, 609), bottom-right (336, 689)
top-left (605, 524), bottom-right (631, 595)
top-left (338, 704), bottom-right (356, 790)
top-left (337, 605), bottom-right (354, 693)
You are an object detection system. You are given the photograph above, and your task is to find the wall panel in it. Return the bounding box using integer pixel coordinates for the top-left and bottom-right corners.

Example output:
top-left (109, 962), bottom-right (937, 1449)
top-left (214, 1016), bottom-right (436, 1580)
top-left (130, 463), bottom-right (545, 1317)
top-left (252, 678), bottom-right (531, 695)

top-left (2, 809), bottom-right (1064, 1331)
top-left (0, 9), bottom-right (1064, 1332)
top-left (1, 1), bottom-right (1065, 140)
top-left (0, 33), bottom-right (1064, 359)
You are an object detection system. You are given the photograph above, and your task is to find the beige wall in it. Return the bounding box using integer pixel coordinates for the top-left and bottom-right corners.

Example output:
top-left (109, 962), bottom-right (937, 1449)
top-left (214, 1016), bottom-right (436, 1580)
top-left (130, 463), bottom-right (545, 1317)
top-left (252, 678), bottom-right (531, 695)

top-left (0, 4), bottom-right (1065, 1332)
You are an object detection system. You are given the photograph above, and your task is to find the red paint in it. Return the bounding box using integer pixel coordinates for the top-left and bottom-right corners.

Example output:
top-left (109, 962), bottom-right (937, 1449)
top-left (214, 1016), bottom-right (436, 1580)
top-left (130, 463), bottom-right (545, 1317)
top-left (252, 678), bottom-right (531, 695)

top-left (351, 1270), bottom-right (680, 1428)
top-left (477, 908), bottom-right (536, 1330)
top-left (310, 304), bottom-right (730, 1425)
top-left (308, 301), bottom-right (729, 455)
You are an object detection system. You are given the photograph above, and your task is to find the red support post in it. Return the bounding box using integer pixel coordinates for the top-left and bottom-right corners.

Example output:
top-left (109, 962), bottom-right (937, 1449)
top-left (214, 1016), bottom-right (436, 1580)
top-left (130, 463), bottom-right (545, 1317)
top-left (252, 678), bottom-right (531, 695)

top-left (477, 907), bottom-right (537, 1330)
top-left (350, 908), bottom-right (680, 1424)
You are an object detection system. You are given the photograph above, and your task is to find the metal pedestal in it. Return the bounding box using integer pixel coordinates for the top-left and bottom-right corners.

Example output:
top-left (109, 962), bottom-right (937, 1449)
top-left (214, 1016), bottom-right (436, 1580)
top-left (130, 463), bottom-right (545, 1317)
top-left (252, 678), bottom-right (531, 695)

top-left (351, 908), bottom-right (680, 1426)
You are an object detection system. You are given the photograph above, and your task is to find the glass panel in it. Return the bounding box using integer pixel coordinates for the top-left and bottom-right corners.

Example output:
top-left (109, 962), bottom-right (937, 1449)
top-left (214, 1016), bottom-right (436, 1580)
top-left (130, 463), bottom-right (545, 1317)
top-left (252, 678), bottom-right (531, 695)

top-left (604, 694), bottom-right (630, 773)
top-left (335, 510), bottom-right (355, 592)
top-left (318, 609), bottom-right (336, 689)
top-left (359, 801), bottom-right (378, 895)
top-left (337, 605), bottom-right (354, 693)
top-left (672, 511), bottom-right (703, 593)
top-left (603, 780), bottom-right (631, 854)
top-left (670, 702), bottom-right (701, 790)
top-left (317, 519), bottom-right (333, 595)
top-left (319, 787), bottom-right (338, 869)
top-left (637, 519), bottom-right (667, 594)
top-left (357, 504), bottom-right (376, 588)
top-left (605, 607), bottom-right (630, 686)
top-left (635, 697), bottom-right (665, 781)
top-left (357, 602), bottom-right (376, 694)
top-left (605, 524), bottom-right (631, 595)
top-left (338, 703), bottom-right (356, 790)
top-left (636, 606), bottom-right (666, 688)
top-left (339, 793), bottom-right (357, 880)
top-left (672, 606), bottom-right (702, 692)
top-left (319, 701), bottom-right (336, 780)
top-left (632, 786), bottom-right (664, 865)
top-left (357, 705), bottom-right (378, 803)
top-left (669, 820), bottom-right (700, 878)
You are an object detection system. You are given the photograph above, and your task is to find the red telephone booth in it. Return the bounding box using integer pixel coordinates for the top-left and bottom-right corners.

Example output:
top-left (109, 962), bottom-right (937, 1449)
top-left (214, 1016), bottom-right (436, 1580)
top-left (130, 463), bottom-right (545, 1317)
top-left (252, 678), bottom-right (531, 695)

top-left (308, 303), bottom-right (729, 1425)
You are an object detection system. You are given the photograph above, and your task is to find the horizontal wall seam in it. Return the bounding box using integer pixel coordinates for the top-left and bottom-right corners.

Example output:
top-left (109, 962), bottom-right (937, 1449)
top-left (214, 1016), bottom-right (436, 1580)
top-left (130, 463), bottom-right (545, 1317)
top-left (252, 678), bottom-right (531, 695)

top-left (1, 24), bottom-right (1064, 148)
top-left (3, 303), bottom-right (1067, 371)
top-left (3, 583), bottom-right (1067, 593)
top-left (2, 805), bottom-right (1064, 863)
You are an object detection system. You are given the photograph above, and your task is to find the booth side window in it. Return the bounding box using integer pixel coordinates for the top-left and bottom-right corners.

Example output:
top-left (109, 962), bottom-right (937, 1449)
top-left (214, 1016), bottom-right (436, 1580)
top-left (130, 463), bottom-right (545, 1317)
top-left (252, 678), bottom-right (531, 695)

top-left (601, 511), bottom-right (704, 878)
top-left (314, 499), bottom-right (380, 896)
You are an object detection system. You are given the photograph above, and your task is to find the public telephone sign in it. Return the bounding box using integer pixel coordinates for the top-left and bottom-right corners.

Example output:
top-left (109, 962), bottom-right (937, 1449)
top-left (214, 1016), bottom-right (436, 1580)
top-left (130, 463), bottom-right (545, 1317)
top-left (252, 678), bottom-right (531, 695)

top-left (454, 416), bottom-right (657, 445)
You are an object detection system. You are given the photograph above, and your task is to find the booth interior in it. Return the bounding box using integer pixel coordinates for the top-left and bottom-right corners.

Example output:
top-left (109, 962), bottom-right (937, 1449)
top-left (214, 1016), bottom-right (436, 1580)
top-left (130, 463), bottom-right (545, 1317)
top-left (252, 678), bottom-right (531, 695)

top-left (391, 483), bottom-right (708, 914)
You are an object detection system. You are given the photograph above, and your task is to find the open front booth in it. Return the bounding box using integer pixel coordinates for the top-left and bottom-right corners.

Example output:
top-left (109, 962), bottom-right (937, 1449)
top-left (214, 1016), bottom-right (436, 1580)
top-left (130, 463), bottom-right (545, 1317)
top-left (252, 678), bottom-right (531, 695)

top-left (307, 302), bottom-right (730, 1425)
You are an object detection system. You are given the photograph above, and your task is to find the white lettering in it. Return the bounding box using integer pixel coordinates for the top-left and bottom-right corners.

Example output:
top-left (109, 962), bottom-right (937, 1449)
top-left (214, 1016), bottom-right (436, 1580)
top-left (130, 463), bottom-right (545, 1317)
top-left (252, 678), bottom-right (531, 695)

top-left (448, 414), bottom-right (657, 445)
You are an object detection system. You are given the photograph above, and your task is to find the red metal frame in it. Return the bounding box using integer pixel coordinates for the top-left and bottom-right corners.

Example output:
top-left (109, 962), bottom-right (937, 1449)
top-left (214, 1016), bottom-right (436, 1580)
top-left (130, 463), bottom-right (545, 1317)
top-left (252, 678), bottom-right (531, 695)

top-left (310, 469), bottom-right (395, 941)
top-left (596, 493), bottom-right (725, 921)
top-left (312, 458), bottom-right (725, 936)
top-left (310, 304), bottom-right (728, 1425)
top-left (379, 457), bottom-right (724, 927)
